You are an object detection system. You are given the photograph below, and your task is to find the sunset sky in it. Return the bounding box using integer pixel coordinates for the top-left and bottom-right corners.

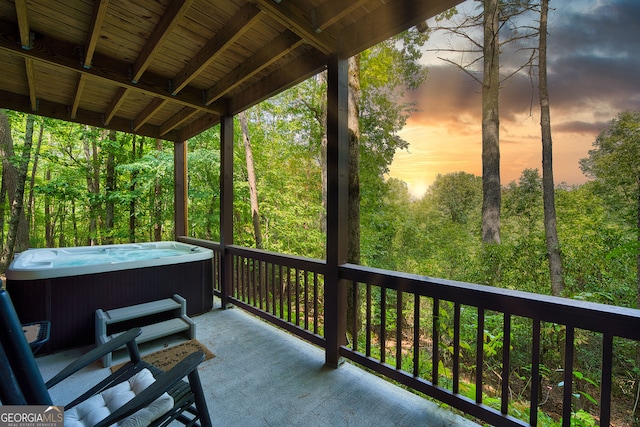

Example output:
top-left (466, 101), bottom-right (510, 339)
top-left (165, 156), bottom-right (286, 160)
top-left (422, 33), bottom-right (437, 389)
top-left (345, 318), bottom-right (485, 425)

top-left (387, 0), bottom-right (640, 198)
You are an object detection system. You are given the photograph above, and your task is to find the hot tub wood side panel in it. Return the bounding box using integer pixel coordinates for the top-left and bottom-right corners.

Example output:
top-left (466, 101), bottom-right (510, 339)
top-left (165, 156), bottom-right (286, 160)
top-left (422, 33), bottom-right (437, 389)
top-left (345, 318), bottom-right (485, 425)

top-left (7, 259), bottom-right (213, 352)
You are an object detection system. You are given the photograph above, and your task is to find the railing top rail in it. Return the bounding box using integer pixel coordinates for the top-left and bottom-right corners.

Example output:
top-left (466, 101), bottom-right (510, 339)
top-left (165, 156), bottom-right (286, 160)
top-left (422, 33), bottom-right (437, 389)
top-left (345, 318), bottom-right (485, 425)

top-left (177, 236), bottom-right (223, 251)
top-left (226, 245), bottom-right (327, 274)
top-left (341, 263), bottom-right (640, 340)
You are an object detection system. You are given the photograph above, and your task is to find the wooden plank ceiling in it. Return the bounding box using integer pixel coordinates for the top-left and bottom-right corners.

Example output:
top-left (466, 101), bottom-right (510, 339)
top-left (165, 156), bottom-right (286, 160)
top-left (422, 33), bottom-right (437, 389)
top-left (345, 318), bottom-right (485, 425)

top-left (0, 0), bottom-right (460, 142)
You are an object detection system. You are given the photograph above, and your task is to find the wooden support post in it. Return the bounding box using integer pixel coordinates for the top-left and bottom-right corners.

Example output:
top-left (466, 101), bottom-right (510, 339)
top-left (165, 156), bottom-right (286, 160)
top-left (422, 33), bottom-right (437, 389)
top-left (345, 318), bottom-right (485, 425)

top-left (325, 54), bottom-right (348, 368)
top-left (174, 140), bottom-right (188, 238)
top-left (220, 114), bottom-right (234, 309)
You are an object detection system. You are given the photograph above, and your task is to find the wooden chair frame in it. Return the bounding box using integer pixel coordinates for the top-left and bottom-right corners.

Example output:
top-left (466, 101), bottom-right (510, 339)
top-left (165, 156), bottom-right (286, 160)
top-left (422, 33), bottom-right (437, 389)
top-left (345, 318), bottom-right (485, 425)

top-left (0, 289), bottom-right (212, 427)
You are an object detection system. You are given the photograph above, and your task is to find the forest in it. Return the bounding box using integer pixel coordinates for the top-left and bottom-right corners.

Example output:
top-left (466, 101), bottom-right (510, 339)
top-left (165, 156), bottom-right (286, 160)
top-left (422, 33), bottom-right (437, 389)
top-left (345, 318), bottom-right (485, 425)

top-left (1, 2), bottom-right (639, 425)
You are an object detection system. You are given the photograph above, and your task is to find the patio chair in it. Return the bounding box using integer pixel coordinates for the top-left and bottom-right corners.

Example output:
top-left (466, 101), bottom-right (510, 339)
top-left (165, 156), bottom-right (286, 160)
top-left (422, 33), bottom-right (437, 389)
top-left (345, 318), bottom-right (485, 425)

top-left (0, 289), bottom-right (212, 427)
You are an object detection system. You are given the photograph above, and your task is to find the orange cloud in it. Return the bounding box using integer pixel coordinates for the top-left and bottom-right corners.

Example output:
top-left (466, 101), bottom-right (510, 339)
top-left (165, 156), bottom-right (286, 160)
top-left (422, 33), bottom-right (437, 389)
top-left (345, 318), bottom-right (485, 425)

top-left (388, 66), bottom-right (598, 198)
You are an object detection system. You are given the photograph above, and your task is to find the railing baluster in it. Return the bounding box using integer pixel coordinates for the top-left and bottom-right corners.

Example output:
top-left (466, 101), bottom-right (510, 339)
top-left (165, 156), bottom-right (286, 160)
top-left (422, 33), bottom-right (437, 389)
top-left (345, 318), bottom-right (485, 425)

top-left (352, 280), bottom-right (359, 351)
top-left (258, 260), bottom-right (262, 307)
top-left (396, 290), bottom-right (403, 370)
top-left (600, 333), bottom-right (613, 426)
top-left (253, 259), bottom-right (258, 308)
top-left (413, 293), bottom-right (420, 378)
top-left (286, 266), bottom-right (292, 323)
top-left (232, 255), bottom-right (237, 298)
top-left (244, 256), bottom-right (249, 302)
top-left (279, 264), bottom-right (284, 319)
top-left (304, 271), bottom-right (309, 331)
top-left (433, 297), bottom-right (440, 386)
top-left (295, 268), bottom-right (300, 327)
top-left (238, 256), bottom-right (243, 299)
top-left (261, 261), bottom-right (266, 311)
top-left (272, 263), bottom-right (277, 316)
top-left (366, 283), bottom-right (372, 357)
top-left (313, 272), bottom-right (319, 335)
top-left (501, 313), bottom-right (511, 415)
top-left (562, 325), bottom-right (575, 427)
top-left (453, 302), bottom-right (461, 394)
top-left (271, 262), bottom-right (276, 315)
top-left (380, 286), bottom-right (387, 364)
top-left (236, 257), bottom-right (249, 301)
top-left (265, 262), bottom-right (270, 313)
top-left (476, 307), bottom-right (484, 404)
top-left (530, 318), bottom-right (541, 426)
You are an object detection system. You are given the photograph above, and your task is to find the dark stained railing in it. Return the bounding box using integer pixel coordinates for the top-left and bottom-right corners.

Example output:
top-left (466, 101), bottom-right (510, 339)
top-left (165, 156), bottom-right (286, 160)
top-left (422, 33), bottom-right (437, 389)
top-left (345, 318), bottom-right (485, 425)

top-left (226, 245), bottom-right (326, 349)
top-left (178, 237), bottom-right (640, 427)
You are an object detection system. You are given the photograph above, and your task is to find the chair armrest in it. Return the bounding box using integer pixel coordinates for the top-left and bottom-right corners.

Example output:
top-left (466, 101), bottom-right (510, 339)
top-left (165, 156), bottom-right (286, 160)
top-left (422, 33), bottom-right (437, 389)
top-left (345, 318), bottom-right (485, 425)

top-left (93, 351), bottom-right (206, 427)
top-left (45, 328), bottom-right (142, 389)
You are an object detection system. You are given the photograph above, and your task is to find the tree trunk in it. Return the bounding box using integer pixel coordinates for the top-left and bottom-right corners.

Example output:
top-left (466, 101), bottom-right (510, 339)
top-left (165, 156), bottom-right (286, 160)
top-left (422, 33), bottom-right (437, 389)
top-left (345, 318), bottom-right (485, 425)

top-left (71, 197), bottom-right (78, 246)
top-left (153, 138), bottom-right (163, 241)
top-left (239, 111), bottom-right (263, 249)
top-left (318, 72), bottom-right (329, 235)
top-left (0, 117), bottom-right (9, 246)
top-left (0, 174), bottom-right (6, 245)
top-left (539, 0), bottom-right (564, 296)
top-left (104, 130), bottom-right (116, 244)
top-left (0, 114), bottom-right (34, 271)
top-left (481, 0), bottom-right (501, 245)
top-left (27, 123), bottom-right (44, 236)
top-left (129, 134), bottom-right (137, 242)
top-left (44, 168), bottom-right (54, 247)
top-left (83, 127), bottom-right (101, 245)
top-left (347, 55), bottom-right (362, 335)
top-left (57, 202), bottom-right (66, 247)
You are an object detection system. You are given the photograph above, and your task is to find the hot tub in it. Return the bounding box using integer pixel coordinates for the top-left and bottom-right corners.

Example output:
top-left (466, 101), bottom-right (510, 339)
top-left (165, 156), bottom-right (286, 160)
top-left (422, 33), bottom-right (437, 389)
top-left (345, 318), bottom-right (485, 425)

top-left (6, 241), bottom-right (213, 352)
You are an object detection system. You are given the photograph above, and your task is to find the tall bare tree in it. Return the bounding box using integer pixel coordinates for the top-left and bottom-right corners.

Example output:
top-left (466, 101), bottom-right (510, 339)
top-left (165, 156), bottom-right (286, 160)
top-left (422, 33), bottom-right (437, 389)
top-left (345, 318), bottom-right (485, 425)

top-left (104, 130), bottom-right (117, 244)
top-left (27, 124), bottom-right (44, 235)
top-left (346, 56), bottom-right (362, 332)
top-left (83, 127), bottom-right (101, 245)
top-left (152, 138), bottom-right (163, 241)
top-left (481, 0), bottom-right (501, 244)
top-left (129, 134), bottom-right (138, 242)
top-left (538, 0), bottom-right (564, 296)
top-left (239, 111), bottom-right (263, 249)
top-left (431, 1), bottom-right (538, 245)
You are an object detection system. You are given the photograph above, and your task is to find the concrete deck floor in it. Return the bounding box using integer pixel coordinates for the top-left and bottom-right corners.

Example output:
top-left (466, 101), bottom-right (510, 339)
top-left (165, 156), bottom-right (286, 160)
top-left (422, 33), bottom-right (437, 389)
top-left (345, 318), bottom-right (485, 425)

top-left (36, 299), bottom-right (480, 427)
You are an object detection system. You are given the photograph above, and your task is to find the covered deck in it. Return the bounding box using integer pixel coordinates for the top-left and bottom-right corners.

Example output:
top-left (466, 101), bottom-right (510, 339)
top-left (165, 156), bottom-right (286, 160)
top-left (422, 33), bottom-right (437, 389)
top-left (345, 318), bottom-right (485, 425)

top-left (2, 0), bottom-right (640, 426)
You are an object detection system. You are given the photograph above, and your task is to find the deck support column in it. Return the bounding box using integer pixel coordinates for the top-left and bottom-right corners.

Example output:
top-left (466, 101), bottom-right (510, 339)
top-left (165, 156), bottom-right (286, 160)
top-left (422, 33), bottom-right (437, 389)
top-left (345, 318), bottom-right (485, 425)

top-left (325, 54), bottom-right (349, 368)
top-left (220, 114), bottom-right (234, 309)
top-left (174, 140), bottom-right (188, 238)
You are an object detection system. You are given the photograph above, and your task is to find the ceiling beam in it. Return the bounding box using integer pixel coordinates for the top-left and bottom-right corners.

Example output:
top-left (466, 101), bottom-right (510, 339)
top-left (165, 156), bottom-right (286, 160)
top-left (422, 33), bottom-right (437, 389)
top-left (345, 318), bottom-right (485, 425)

top-left (71, 74), bottom-right (88, 119)
top-left (14, 0), bottom-right (30, 49)
top-left (84, 0), bottom-right (110, 69)
top-left (104, 87), bottom-right (130, 126)
top-left (24, 58), bottom-right (37, 111)
top-left (228, 49), bottom-right (326, 116)
top-left (14, 0), bottom-right (36, 110)
top-left (172, 5), bottom-right (263, 95)
top-left (0, 19), bottom-right (226, 115)
top-left (132, 0), bottom-right (194, 83)
top-left (254, 0), bottom-right (335, 54)
top-left (178, 113), bottom-right (221, 142)
top-left (205, 30), bottom-right (304, 105)
top-left (134, 98), bottom-right (168, 131)
top-left (159, 107), bottom-right (199, 136)
top-left (0, 89), bottom-right (181, 142)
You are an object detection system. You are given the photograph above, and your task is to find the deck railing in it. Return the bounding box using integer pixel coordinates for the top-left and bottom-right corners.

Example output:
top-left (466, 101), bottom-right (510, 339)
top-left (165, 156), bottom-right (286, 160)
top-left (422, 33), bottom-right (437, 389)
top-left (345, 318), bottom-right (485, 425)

top-left (178, 237), bottom-right (640, 426)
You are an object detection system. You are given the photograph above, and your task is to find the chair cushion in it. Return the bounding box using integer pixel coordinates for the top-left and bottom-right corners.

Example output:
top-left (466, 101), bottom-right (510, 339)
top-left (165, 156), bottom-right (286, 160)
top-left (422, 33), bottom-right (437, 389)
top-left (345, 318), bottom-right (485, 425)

top-left (64, 368), bottom-right (173, 427)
